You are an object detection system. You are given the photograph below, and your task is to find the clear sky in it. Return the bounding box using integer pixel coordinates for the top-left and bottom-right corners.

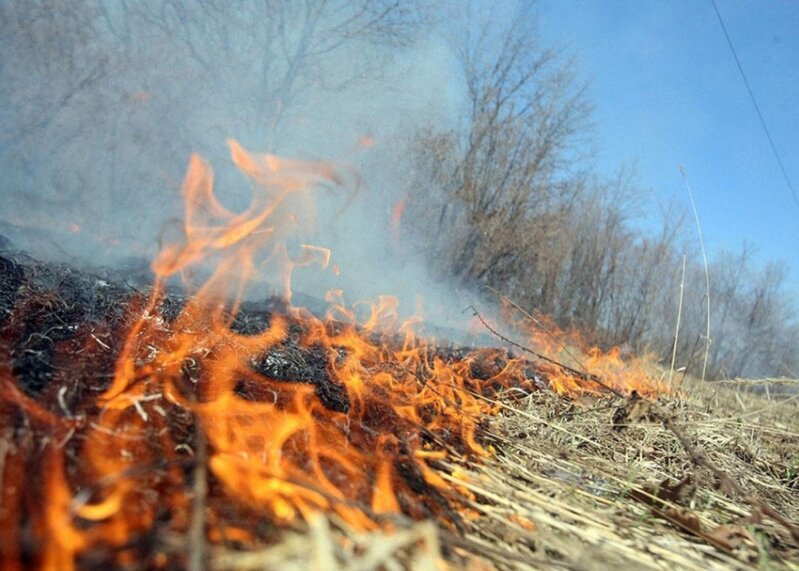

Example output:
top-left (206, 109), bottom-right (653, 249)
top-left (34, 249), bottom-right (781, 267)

top-left (536, 0), bottom-right (799, 291)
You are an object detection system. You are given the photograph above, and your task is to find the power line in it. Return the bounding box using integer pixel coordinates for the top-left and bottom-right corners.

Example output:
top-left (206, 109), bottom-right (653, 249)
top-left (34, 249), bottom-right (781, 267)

top-left (709, 0), bottom-right (799, 210)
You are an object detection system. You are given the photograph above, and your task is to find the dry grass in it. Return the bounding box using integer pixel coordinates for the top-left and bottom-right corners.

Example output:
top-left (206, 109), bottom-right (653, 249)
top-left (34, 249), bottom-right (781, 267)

top-left (3, 253), bottom-right (796, 569)
top-left (209, 376), bottom-right (799, 570)
top-left (456, 382), bottom-right (799, 569)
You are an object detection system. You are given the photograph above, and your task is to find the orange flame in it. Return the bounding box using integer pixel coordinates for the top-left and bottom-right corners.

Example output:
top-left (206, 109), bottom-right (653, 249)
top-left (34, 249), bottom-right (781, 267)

top-left (0, 140), bottom-right (662, 568)
top-left (499, 301), bottom-right (664, 396)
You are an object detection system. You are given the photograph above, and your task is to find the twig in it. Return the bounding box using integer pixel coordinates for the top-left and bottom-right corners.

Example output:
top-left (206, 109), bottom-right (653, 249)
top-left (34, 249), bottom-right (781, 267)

top-left (658, 409), bottom-right (799, 543)
top-left (486, 286), bottom-right (594, 377)
top-left (468, 305), bottom-right (623, 398)
top-left (188, 421), bottom-right (208, 571)
top-left (714, 378), bottom-right (799, 386)
top-left (441, 531), bottom-right (577, 569)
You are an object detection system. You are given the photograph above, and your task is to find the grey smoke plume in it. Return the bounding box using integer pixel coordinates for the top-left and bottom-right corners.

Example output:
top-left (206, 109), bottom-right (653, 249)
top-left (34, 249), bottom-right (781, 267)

top-left (0, 1), bottom-right (479, 336)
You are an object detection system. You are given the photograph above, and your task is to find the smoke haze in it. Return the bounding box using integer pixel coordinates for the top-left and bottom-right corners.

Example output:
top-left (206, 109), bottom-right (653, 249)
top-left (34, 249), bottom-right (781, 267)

top-left (0, 1), bottom-right (483, 336)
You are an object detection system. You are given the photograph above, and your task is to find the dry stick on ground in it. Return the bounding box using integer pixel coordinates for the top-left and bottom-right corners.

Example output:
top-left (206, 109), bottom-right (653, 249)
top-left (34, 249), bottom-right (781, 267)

top-left (441, 531), bottom-right (577, 570)
top-left (188, 418), bottom-right (208, 571)
top-left (658, 411), bottom-right (799, 544)
top-left (468, 305), bottom-right (624, 398)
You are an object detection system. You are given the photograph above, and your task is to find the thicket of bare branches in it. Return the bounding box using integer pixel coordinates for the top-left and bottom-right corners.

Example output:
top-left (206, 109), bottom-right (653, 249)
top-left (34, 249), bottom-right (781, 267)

top-left (0, 0), bottom-right (424, 257)
top-left (403, 6), bottom-right (797, 380)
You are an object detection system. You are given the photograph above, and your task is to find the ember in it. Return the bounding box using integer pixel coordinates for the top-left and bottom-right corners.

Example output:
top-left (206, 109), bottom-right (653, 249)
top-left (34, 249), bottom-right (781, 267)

top-left (0, 141), bottom-right (661, 569)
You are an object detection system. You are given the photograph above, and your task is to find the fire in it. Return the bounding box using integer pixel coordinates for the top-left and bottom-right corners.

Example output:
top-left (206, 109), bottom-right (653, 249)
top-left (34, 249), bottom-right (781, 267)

top-left (0, 140), bottom-right (662, 569)
top-left (497, 301), bottom-right (665, 396)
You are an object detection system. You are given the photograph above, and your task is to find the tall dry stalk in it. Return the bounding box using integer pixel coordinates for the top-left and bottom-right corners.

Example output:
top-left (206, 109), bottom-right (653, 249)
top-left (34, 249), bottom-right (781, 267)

top-left (668, 255), bottom-right (687, 394)
top-left (681, 166), bottom-right (711, 382)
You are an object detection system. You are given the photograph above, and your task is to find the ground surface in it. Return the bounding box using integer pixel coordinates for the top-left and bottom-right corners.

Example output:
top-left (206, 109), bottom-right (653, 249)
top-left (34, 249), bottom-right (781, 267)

top-left (1, 250), bottom-right (797, 570)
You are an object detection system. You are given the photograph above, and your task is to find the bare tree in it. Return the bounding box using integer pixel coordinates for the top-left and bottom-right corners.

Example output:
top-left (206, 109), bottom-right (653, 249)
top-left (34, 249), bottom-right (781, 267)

top-left (406, 2), bottom-right (592, 301)
top-left (123, 0), bottom-right (424, 150)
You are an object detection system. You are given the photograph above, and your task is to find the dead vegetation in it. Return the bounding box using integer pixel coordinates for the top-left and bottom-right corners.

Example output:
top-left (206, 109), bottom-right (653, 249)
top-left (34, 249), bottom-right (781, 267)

top-left (1, 252), bottom-right (797, 570)
top-left (194, 378), bottom-right (799, 570)
top-left (465, 384), bottom-right (799, 569)
top-left (211, 380), bottom-right (799, 570)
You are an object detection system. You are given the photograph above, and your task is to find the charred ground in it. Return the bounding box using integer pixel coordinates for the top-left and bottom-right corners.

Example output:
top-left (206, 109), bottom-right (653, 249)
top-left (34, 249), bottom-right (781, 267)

top-left (1, 251), bottom-right (797, 570)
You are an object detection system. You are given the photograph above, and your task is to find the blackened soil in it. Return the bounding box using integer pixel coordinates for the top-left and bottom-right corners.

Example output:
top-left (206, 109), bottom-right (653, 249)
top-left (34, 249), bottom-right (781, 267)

top-left (1, 251), bottom-right (540, 407)
top-left (248, 343), bottom-right (350, 413)
top-left (0, 253), bottom-right (364, 410)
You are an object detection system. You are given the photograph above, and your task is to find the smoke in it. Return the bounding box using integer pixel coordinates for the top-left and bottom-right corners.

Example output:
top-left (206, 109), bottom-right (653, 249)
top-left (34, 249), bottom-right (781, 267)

top-left (0, 2), bottom-right (480, 338)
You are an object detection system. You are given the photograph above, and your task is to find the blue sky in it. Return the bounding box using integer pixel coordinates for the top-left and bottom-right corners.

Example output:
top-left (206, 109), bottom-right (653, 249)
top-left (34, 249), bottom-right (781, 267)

top-left (536, 0), bottom-right (799, 290)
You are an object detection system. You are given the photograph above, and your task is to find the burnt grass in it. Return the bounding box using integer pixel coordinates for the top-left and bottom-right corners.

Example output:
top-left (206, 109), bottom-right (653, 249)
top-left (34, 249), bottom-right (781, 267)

top-left (3, 250), bottom-right (797, 570)
top-left (0, 250), bottom-right (540, 568)
top-left (0, 252), bottom-right (476, 401)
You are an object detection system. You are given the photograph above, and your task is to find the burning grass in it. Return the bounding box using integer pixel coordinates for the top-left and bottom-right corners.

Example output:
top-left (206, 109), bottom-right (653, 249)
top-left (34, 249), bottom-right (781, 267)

top-left (1, 141), bottom-right (797, 569)
top-left (1, 251), bottom-right (799, 569)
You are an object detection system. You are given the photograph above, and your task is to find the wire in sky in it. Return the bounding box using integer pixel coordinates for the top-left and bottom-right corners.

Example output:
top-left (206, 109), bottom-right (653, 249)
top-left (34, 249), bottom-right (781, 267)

top-left (709, 0), bottom-right (799, 210)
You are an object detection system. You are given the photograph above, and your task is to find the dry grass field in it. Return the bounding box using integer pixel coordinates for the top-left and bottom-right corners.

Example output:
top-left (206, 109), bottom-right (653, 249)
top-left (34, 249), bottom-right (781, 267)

top-left (2, 252), bottom-right (797, 570)
top-left (207, 375), bottom-right (799, 570)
